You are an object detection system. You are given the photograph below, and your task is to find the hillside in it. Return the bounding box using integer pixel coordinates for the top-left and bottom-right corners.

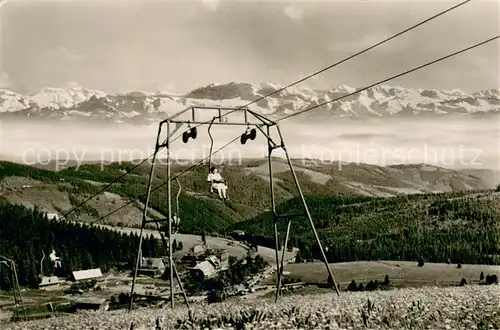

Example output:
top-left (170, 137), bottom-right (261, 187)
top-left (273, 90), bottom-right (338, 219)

top-left (234, 190), bottom-right (500, 265)
top-left (282, 261), bottom-right (500, 288)
top-left (0, 159), bottom-right (494, 235)
top-left (1, 83), bottom-right (499, 123)
top-left (0, 202), bottom-right (158, 289)
top-left (1, 160), bottom-right (499, 329)
top-left (458, 168), bottom-right (500, 186)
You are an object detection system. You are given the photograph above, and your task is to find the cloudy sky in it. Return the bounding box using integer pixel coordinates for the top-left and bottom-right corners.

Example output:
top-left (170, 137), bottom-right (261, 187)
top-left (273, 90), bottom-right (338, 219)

top-left (1, 0), bottom-right (499, 95)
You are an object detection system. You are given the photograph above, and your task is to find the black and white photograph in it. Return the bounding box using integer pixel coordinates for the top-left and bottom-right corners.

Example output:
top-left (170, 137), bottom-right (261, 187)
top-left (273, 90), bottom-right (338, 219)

top-left (0, 0), bottom-right (499, 328)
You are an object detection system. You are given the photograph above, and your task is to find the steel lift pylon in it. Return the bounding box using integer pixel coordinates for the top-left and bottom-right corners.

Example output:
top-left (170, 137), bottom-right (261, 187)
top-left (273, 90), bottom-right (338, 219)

top-left (128, 106), bottom-right (340, 311)
top-left (0, 256), bottom-right (26, 321)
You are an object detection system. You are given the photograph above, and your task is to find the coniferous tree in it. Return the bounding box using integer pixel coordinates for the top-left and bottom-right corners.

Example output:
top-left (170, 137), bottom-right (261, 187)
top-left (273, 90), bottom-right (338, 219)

top-left (0, 267), bottom-right (12, 290)
top-left (0, 203), bottom-right (162, 288)
top-left (347, 280), bottom-right (358, 292)
top-left (295, 250), bottom-right (303, 263)
top-left (384, 274), bottom-right (390, 287)
top-left (83, 252), bottom-right (93, 269)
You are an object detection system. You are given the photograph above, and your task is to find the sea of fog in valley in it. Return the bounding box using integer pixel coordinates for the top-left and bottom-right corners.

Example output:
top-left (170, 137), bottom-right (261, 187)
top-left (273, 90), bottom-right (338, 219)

top-left (2, 116), bottom-right (499, 172)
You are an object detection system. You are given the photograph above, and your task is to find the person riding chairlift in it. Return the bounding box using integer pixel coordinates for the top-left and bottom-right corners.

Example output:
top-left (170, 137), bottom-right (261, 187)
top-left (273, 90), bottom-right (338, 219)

top-left (49, 249), bottom-right (61, 268)
top-left (207, 167), bottom-right (229, 200)
top-left (172, 214), bottom-right (180, 233)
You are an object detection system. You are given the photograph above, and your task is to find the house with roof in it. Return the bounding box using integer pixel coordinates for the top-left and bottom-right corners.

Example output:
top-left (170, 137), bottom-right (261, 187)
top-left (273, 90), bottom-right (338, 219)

top-left (177, 244), bottom-right (208, 266)
top-left (179, 254), bottom-right (198, 266)
top-left (188, 260), bottom-right (217, 280)
top-left (38, 276), bottom-right (60, 290)
top-left (46, 213), bottom-right (60, 220)
top-left (73, 298), bottom-right (109, 312)
top-left (230, 230), bottom-right (245, 240)
top-left (188, 251), bottom-right (229, 281)
top-left (206, 255), bottom-right (220, 268)
top-left (138, 257), bottom-right (166, 277)
top-left (70, 268), bottom-right (103, 282)
top-left (191, 244), bottom-right (206, 257)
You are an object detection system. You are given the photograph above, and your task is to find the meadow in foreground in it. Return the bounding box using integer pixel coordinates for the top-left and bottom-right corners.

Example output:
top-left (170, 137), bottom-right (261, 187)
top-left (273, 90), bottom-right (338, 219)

top-left (3, 285), bottom-right (499, 330)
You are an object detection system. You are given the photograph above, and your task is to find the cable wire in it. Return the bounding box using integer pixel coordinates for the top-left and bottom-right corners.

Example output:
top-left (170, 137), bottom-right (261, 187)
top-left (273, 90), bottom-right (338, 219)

top-left (61, 153), bottom-right (155, 220)
top-left (90, 134), bottom-right (241, 225)
top-left (170, 0), bottom-right (472, 138)
top-left (276, 36), bottom-right (500, 122)
top-left (60, 0), bottom-right (472, 219)
top-left (235, 0), bottom-right (472, 111)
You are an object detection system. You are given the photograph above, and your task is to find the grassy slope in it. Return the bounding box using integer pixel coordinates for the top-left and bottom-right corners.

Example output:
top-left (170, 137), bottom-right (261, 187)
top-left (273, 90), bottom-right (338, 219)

top-left (279, 261), bottom-right (500, 288)
top-left (5, 285), bottom-right (500, 330)
top-left (0, 160), bottom-right (496, 237)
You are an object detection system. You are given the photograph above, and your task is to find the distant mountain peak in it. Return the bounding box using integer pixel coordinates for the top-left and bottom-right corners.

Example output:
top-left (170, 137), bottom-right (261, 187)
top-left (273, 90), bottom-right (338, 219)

top-left (332, 84), bottom-right (356, 94)
top-left (0, 82), bottom-right (498, 123)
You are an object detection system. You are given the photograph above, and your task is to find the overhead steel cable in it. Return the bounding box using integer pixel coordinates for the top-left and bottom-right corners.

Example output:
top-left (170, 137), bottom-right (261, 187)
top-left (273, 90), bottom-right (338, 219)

top-left (61, 121), bottom-right (226, 223)
top-left (60, 0), bottom-right (471, 219)
top-left (169, 0), bottom-right (472, 139)
top-left (61, 155), bottom-right (154, 220)
top-left (75, 35), bottom-right (500, 227)
top-left (276, 36), bottom-right (500, 122)
top-left (90, 134), bottom-right (241, 225)
top-left (91, 28), bottom-right (496, 228)
top-left (233, 0), bottom-right (473, 110)
top-left (63, 120), bottom-right (215, 222)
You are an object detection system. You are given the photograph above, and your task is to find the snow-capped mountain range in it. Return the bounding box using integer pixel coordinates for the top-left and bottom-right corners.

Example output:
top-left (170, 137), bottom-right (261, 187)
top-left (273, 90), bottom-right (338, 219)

top-left (0, 83), bottom-right (498, 124)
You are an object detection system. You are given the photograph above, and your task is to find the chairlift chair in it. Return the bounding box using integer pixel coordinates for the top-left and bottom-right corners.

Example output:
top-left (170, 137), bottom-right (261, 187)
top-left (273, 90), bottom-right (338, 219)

top-left (171, 178), bottom-right (182, 235)
top-left (207, 118), bottom-right (229, 200)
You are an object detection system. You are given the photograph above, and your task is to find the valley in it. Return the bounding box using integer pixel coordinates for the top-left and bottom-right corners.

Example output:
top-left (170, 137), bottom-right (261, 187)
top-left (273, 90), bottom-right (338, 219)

top-left (1, 117), bottom-right (499, 327)
top-left (0, 159), bottom-right (496, 231)
top-left (2, 0), bottom-right (500, 328)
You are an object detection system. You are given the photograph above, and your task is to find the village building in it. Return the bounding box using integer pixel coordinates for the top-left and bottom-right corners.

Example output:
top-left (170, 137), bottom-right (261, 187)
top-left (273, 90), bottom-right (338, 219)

top-left (138, 257), bottom-right (166, 277)
top-left (46, 213), bottom-right (60, 220)
top-left (230, 230), bottom-right (245, 239)
top-left (192, 244), bottom-right (206, 257)
top-left (189, 260), bottom-right (217, 280)
top-left (188, 250), bottom-right (229, 281)
top-left (176, 244), bottom-right (208, 266)
top-left (71, 268), bottom-right (103, 282)
top-left (178, 254), bottom-right (197, 266)
top-left (38, 276), bottom-right (60, 290)
top-left (73, 298), bottom-right (109, 312)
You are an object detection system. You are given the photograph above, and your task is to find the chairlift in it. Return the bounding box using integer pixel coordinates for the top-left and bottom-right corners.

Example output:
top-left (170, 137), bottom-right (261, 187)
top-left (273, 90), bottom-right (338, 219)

top-left (43, 232), bottom-right (61, 273)
top-left (182, 122), bottom-right (197, 143)
top-left (172, 178), bottom-right (181, 234)
top-left (206, 118), bottom-right (230, 200)
top-left (178, 117), bottom-right (262, 206)
top-left (39, 250), bottom-right (46, 281)
top-left (205, 119), bottom-right (259, 201)
top-left (207, 118), bottom-right (216, 194)
top-left (182, 118), bottom-right (227, 200)
top-left (240, 127), bottom-right (257, 145)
